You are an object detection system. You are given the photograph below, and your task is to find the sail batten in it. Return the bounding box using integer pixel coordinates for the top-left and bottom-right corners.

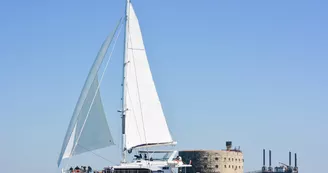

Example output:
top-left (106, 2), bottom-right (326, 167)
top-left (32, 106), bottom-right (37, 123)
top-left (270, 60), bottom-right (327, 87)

top-left (124, 4), bottom-right (173, 150)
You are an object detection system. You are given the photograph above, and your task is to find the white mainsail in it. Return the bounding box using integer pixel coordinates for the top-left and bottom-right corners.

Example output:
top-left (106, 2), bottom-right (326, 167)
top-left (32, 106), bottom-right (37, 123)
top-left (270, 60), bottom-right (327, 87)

top-left (123, 3), bottom-right (174, 150)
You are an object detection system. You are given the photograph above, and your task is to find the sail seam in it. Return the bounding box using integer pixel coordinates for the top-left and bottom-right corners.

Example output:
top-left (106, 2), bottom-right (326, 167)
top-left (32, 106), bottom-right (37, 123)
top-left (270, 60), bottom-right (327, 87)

top-left (128, 48), bottom-right (145, 50)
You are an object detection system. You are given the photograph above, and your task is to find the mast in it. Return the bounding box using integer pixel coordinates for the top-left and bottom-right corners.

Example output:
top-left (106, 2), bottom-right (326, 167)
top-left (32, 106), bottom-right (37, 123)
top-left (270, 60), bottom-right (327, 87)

top-left (121, 0), bottom-right (130, 163)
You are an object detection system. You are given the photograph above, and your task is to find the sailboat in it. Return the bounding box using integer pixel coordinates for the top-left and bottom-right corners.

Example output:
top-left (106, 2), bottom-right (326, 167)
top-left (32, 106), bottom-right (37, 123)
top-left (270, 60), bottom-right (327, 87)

top-left (57, 0), bottom-right (191, 172)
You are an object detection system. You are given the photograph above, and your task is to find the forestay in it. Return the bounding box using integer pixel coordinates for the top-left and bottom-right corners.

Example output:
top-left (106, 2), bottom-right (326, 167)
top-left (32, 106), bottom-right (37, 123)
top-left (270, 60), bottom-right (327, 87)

top-left (123, 3), bottom-right (174, 150)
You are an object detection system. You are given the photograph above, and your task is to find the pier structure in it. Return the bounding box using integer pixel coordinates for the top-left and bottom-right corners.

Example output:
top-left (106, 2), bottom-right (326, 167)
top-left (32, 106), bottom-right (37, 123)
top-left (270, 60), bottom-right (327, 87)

top-left (246, 150), bottom-right (299, 173)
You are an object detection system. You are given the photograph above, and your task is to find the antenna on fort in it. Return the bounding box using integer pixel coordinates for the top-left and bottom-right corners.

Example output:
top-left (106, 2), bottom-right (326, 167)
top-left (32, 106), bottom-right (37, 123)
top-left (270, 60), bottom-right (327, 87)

top-left (226, 141), bottom-right (232, 151)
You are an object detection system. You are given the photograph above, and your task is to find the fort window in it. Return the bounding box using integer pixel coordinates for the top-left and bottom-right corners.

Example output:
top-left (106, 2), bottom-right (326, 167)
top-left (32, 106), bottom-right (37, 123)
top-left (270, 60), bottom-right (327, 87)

top-left (215, 157), bottom-right (218, 160)
top-left (215, 165), bottom-right (218, 168)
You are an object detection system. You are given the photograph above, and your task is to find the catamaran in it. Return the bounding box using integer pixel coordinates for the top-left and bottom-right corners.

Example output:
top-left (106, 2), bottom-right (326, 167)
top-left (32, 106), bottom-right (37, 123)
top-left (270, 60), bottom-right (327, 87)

top-left (57, 0), bottom-right (191, 172)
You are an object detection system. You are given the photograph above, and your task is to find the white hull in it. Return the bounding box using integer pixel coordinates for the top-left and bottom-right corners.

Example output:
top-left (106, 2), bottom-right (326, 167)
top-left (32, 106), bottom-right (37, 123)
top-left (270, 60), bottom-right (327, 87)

top-left (62, 151), bottom-right (191, 173)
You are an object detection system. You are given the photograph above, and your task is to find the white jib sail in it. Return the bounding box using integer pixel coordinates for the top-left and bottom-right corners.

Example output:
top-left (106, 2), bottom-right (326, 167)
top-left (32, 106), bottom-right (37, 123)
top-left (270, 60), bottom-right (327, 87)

top-left (124, 3), bottom-right (174, 150)
top-left (57, 21), bottom-right (121, 166)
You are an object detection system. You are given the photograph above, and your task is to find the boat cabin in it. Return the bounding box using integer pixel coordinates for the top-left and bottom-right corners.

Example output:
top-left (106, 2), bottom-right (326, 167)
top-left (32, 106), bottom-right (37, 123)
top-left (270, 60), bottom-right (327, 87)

top-left (111, 150), bottom-right (191, 173)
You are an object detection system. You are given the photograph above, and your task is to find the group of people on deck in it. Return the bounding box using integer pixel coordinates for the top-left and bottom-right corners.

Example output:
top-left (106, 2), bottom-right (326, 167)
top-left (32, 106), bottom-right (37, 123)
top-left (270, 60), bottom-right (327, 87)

top-left (68, 166), bottom-right (93, 173)
top-left (134, 153), bottom-right (154, 161)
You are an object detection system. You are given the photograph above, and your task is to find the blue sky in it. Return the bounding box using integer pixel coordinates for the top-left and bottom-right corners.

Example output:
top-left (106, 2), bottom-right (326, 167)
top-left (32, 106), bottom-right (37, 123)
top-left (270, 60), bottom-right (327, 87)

top-left (1, 0), bottom-right (327, 172)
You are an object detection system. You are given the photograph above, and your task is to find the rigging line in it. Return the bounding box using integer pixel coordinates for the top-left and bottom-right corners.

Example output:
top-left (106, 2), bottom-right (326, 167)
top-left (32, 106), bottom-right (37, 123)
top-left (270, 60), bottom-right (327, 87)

top-left (76, 144), bottom-right (118, 165)
top-left (127, 30), bottom-right (149, 154)
top-left (64, 19), bottom-right (124, 170)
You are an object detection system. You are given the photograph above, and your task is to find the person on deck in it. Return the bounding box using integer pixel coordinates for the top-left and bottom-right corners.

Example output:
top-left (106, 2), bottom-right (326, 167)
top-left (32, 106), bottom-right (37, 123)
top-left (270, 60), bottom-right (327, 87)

top-left (87, 166), bottom-right (92, 173)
